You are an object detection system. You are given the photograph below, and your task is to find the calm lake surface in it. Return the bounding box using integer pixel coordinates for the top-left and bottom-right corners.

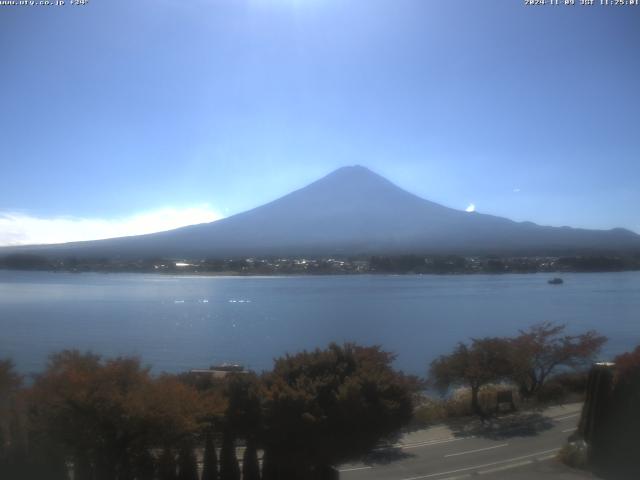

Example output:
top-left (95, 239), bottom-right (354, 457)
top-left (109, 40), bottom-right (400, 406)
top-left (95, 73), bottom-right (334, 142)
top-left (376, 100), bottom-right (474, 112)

top-left (1, 270), bottom-right (639, 376)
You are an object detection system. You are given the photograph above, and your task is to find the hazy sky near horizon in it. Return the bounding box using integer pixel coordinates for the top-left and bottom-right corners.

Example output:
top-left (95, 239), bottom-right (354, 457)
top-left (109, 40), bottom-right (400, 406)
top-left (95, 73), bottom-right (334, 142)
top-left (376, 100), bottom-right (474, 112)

top-left (1, 0), bottom-right (639, 245)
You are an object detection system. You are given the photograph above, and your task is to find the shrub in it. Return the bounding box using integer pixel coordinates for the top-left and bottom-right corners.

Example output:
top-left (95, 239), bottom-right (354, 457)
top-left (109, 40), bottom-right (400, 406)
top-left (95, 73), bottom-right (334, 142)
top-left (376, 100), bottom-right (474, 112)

top-left (551, 371), bottom-right (588, 394)
top-left (535, 381), bottom-right (566, 404)
top-left (558, 440), bottom-right (589, 469)
top-left (412, 399), bottom-right (447, 427)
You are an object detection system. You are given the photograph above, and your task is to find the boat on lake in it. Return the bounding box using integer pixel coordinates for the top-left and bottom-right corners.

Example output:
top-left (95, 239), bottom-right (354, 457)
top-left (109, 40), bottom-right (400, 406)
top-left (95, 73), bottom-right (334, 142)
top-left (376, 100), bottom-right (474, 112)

top-left (548, 278), bottom-right (564, 285)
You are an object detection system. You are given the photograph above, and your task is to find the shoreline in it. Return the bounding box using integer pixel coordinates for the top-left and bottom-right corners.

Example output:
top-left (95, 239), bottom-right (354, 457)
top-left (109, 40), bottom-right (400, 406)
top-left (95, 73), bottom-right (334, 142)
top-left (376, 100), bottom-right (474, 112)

top-left (2, 267), bottom-right (640, 278)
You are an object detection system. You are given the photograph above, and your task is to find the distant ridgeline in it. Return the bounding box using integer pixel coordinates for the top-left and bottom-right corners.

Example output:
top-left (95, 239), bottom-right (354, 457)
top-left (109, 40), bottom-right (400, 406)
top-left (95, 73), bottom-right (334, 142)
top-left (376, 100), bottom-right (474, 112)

top-left (1, 253), bottom-right (640, 274)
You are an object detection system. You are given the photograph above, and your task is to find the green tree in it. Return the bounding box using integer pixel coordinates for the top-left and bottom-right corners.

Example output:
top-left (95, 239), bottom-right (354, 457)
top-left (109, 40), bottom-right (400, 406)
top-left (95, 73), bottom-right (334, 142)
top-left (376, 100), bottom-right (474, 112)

top-left (132, 448), bottom-right (156, 480)
top-left (219, 429), bottom-right (240, 480)
top-left (0, 360), bottom-right (23, 479)
top-left (3, 377), bottom-right (29, 479)
top-left (261, 448), bottom-right (278, 480)
top-left (215, 372), bottom-right (262, 480)
top-left (74, 450), bottom-right (93, 480)
top-left (262, 343), bottom-right (416, 477)
top-left (224, 372), bottom-right (262, 441)
top-left (0, 359), bottom-right (22, 395)
top-left (0, 428), bottom-right (6, 476)
top-left (177, 443), bottom-right (199, 480)
top-left (577, 345), bottom-right (640, 478)
top-left (242, 439), bottom-right (260, 480)
top-left (0, 359), bottom-right (22, 446)
top-left (201, 432), bottom-right (219, 480)
top-left (25, 429), bottom-right (69, 480)
top-left (157, 448), bottom-right (177, 480)
top-left (510, 322), bottom-right (606, 398)
top-left (430, 337), bottom-right (512, 415)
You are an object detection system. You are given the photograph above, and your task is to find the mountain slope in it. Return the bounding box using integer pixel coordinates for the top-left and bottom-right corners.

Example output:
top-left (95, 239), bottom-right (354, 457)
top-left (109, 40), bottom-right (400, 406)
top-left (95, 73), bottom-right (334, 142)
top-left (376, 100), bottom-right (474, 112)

top-left (4, 166), bottom-right (640, 258)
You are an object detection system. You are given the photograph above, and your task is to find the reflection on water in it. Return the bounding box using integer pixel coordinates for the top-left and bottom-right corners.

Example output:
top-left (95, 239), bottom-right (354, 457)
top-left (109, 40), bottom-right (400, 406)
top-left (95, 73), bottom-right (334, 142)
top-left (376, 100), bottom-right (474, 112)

top-left (0, 270), bottom-right (639, 376)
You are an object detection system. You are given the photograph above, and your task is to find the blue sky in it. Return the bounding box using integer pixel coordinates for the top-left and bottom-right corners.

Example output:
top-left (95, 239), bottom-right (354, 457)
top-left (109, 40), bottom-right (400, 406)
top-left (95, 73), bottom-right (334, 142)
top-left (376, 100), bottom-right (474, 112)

top-left (1, 0), bottom-right (639, 245)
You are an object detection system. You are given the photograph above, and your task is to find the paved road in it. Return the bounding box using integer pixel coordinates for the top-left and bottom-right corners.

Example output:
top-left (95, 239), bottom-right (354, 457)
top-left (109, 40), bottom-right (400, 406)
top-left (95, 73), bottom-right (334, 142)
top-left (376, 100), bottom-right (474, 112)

top-left (338, 403), bottom-right (593, 480)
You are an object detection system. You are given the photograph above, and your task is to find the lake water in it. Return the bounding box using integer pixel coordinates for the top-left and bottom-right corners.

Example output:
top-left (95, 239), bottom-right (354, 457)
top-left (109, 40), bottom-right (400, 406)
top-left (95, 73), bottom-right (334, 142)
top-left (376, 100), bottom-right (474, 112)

top-left (1, 270), bottom-right (639, 377)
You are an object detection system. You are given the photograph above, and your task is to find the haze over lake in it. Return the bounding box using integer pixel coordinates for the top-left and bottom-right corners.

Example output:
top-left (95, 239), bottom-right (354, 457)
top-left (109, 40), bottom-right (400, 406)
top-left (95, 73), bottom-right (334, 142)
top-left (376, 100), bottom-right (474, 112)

top-left (1, 270), bottom-right (638, 376)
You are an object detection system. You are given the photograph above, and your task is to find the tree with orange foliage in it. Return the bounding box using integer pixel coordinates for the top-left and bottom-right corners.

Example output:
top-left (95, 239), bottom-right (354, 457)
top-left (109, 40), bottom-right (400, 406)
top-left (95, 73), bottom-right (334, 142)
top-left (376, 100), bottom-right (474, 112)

top-left (510, 322), bottom-right (607, 398)
top-left (430, 337), bottom-right (513, 415)
top-left (28, 351), bottom-right (204, 480)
